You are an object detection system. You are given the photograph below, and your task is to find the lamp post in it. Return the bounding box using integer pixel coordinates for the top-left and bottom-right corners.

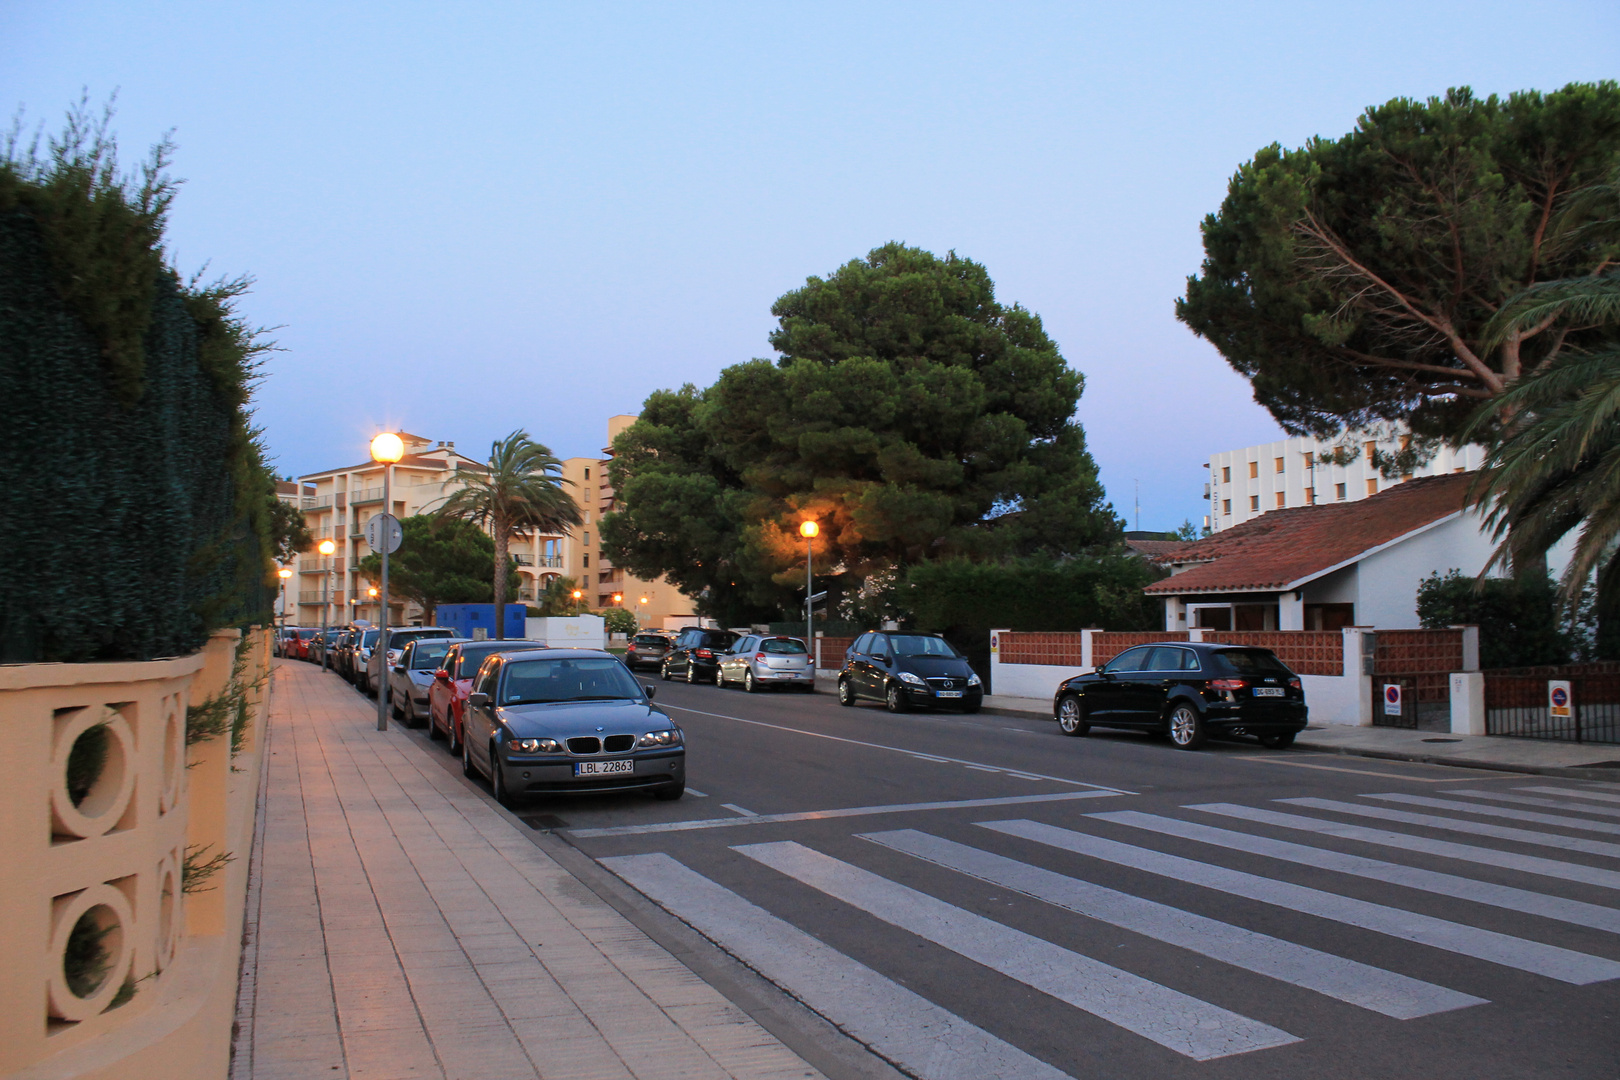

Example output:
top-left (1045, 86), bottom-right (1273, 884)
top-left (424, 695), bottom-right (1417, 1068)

top-left (318, 538), bottom-right (337, 669)
top-left (799, 519), bottom-right (819, 659)
top-left (277, 567), bottom-right (292, 632)
top-left (572, 588), bottom-right (584, 614)
top-left (370, 432), bottom-right (405, 730)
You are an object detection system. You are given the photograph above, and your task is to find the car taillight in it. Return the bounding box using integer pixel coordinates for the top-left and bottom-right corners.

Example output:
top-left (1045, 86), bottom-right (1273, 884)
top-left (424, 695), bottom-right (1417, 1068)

top-left (1210, 679), bottom-right (1247, 690)
top-left (1289, 677), bottom-right (1302, 690)
top-left (696, 648), bottom-right (712, 658)
top-left (755, 652), bottom-right (766, 661)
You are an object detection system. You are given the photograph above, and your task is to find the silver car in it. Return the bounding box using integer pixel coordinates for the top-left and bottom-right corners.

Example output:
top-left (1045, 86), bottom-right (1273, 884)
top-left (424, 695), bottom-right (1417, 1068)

top-left (366, 626), bottom-right (457, 697)
top-left (717, 634), bottom-right (815, 692)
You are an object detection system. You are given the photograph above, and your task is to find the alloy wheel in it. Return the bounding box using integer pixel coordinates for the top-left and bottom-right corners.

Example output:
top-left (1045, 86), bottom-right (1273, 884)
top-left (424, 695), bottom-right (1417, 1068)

top-left (744, 670), bottom-right (757, 693)
top-left (685, 664), bottom-right (695, 684)
top-left (838, 679), bottom-right (854, 707)
top-left (1169, 704), bottom-right (1206, 750)
top-left (1058, 696), bottom-right (1088, 736)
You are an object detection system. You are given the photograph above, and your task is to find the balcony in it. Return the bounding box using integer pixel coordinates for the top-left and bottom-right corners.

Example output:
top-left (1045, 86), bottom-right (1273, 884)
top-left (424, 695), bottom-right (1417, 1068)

top-left (300, 559), bottom-right (344, 575)
top-left (298, 590), bottom-right (326, 604)
top-left (349, 487), bottom-right (385, 505)
top-left (513, 554), bottom-right (533, 566)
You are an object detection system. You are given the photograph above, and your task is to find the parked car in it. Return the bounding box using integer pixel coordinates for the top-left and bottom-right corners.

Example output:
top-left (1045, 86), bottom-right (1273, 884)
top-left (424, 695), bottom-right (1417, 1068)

top-left (428, 639), bottom-right (538, 753)
top-left (290, 627), bottom-right (320, 661)
top-left (308, 627), bottom-right (341, 667)
top-left (659, 627), bottom-right (739, 684)
top-left (389, 637), bottom-right (469, 726)
top-left (348, 628), bottom-right (380, 687)
top-left (837, 632), bottom-right (982, 713)
top-left (366, 627), bottom-right (458, 698)
top-left (460, 648), bottom-right (685, 806)
top-left (275, 627), bottom-right (307, 658)
top-left (330, 629), bottom-right (357, 680)
top-left (1052, 641), bottom-right (1307, 750)
top-left (718, 634), bottom-right (814, 692)
top-left (623, 633), bottom-right (674, 672)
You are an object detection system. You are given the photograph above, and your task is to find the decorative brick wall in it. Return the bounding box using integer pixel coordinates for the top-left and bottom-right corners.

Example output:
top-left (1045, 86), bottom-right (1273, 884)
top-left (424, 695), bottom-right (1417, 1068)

top-left (1200, 631), bottom-right (1345, 676)
top-left (1091, 631), bottom-right (1189, 666)
top-left (816, 636), bottom-right (856, 668)
top-left (998, 632), bottom-right (1088, 666)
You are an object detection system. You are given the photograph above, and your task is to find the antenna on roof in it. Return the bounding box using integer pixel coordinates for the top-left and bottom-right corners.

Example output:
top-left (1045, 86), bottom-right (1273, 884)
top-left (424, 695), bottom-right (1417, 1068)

top-left (1134, 479), bottom-right (1140, 533)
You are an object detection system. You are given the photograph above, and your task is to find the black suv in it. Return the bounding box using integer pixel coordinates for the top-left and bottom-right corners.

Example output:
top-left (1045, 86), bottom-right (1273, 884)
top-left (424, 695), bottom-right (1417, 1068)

top-left (660, 627), bottom-right (739, 684)
top-left (1053, 641), bottom-right (1307, 750)
top-left (837, 632), bottom-right (983, 713)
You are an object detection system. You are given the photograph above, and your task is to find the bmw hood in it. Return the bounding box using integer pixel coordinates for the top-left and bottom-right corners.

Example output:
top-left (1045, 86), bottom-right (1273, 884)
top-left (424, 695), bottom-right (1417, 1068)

top-left (496, 699), bottom-right (675, 739)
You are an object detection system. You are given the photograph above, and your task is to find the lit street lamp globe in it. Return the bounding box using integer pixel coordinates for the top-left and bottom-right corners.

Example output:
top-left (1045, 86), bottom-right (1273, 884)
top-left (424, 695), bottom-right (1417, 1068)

top-left (277, 568), bottom-right (292, 580)
top-left (370, 432), bottom-right (405, 464)
top-left (317, 538), bottom-right (336, 556)
top-left (799, 520), bottom-right (819, 539)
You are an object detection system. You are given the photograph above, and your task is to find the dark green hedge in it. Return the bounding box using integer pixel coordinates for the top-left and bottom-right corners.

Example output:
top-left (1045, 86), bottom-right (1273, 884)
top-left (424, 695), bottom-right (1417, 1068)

top-left (0, 117), bottom-right (275, 663)
top-left (904, 554), bottom-right (1166, 633)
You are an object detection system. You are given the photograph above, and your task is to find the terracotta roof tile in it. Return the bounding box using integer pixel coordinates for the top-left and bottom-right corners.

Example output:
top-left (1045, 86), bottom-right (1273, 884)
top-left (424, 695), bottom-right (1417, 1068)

top-left (1126, 539), bottom-right (1198, 558)
top-left (1144, 473), bottom-right (1473, 595)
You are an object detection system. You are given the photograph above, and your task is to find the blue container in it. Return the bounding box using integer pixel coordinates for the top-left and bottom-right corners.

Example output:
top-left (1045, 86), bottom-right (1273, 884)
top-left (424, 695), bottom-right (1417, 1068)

top-left (435, 603), bottom-right (527, 640)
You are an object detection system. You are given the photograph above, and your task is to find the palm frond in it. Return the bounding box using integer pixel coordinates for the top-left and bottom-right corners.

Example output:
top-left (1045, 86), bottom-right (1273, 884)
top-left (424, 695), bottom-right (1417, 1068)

top-left (1482, 273), bottom-right (1620, 346)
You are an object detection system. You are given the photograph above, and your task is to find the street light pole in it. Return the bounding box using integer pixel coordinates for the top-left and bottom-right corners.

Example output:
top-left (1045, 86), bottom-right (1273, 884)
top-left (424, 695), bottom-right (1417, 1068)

top-left (799, 519), bottom-right (819, 663)
top-left (318, 538), bottom-right (337, 670)
top-left (371, 433), bottom-right (405, 731)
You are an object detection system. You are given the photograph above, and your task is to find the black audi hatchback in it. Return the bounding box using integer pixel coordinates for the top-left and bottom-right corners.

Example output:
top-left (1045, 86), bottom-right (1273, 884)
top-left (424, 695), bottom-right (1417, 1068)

top-left (1052, 641), bottom-right (1306, 750)
top-left (838, 631), bottom-right (983, 713)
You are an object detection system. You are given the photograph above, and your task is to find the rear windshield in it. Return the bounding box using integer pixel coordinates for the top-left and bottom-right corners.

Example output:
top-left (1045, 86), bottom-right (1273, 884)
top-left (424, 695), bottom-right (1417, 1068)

top-left (296, 629), bottom-right (318, 640)
top-left (701, 631), bottom-right (738, 648)
top-left (887, 635), bottom-right (959, 658)
top-left (410, 642), bottom-right (452, 669)
top-left (500, 657), bottom-right (644, 704)
top-left (633, 635), bottom-right (667, 646)
top-left (456, 644), bottom-right (521, 676)
top-left (761, 638), bottom-right (807, 654)
top-left (1214, 649), bottom-right (1292, 676)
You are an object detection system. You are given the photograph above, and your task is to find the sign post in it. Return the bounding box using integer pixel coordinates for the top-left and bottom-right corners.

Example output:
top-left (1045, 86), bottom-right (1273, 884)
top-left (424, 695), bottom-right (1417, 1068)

top-left (1382, 682), bottom-right (1402, 719)
top-left (1549, 680), bottom-right (1573, 728)
top-left (368, 433), bottom-right (406, 731)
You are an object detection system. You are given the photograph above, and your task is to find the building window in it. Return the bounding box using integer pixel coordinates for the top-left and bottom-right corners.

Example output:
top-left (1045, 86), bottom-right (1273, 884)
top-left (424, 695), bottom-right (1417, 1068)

top-left (1223, 499), bottom-right (1232, 516)
top-left (1367, 478), bottom-right (1379, 496)
top-left (1275, 492), bottom-right (1285, 508)
top-left (1248, 461), bottom-right (1259, 479)
top-left (1249, 494), bottom-right (1260, 512)
top-left (1303, 451), bottom-right (1314, 467)
top-left (584, 530), bottom-right (590, 545)
top-left (1336, 483), bottom-right (1347, 501)
top-left (1305, 487), bottom-right (1315, 505)
top-left (583, 553), bottom-right (589, 568)
top-left (1222, 465), bottom-right (1231, 483)
top-left (1274, 457), bottom-right (1285, 473)
top-left (584, 467), bottom-right (591, 479)
top-left (1365, 440), bottom-right (1377, 465)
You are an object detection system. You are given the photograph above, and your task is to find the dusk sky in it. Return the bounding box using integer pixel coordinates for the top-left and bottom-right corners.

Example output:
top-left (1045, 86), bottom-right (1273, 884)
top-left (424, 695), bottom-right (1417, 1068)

top-left (5, 2), bottom-right (1618, 531)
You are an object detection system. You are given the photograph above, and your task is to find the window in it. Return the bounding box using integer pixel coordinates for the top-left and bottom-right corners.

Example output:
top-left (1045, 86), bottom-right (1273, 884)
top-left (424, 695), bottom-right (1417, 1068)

top-left (1248, 461), bottom-right (1259, 479)
top-left (1275, 492), bottom-right (1285, 508)
top-left (474, 659), bottom-right (500, 696)
top-left (761, 638), bottom-right (808, 654)
top-left (583, 553), bottom-right (589, 567)
top-left (584, 467), bottom-right (590, 480)
top-left (500, 656), bottom-right (643, 704)
top-left (853, 633), bottom-right (875, 654)
top-left (1274, 457), bottom-right (1285, 473)
top-left (888, 635), bottom-right (959, 657)
top-left (1303, 451), bottom-right (1314, 467)
top-left (1222, 465), bottom-right (1231, 483)
top-left (1336, 483), bottom-right (1347, 501)
top-left (1305, 487), bottom-right (1315, 505)
top-left (1249, 494), bottom-right (1260, 512)
top-left (1145, 647), bottom-right (1199, 672)
top-left (1223, 499), bottom-right (1232, 516)
top-left (1103, 647), bottom-right (1153, 673)
top-left (1366, 478), bottom-right (1379, 496)
top-left (584, 530), bottom-right (590, 545)
top-left (1365, 440), bottom-right (1377, 465)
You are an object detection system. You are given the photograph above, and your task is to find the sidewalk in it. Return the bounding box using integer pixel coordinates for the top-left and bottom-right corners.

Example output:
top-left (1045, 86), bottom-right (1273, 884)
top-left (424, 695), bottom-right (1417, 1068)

top-left (978, 693), bottom-right (1620, 778)
top-left (235, 659), bottom-right (825, 1080)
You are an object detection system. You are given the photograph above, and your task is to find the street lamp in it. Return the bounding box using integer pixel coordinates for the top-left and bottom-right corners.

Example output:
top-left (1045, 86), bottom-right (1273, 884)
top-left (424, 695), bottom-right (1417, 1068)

top-left (368, 430), bottom-right (404, 732)
top-left (277, 567), bottom-right (292, 630)
top-left (612, 592), bottom-right (623, 605)
top-left (572, 588), bottom-right (584, 614)
top-left (317, 538), bottom-right (337, 669)
top-left (799, 519), bottom-right (819, 672)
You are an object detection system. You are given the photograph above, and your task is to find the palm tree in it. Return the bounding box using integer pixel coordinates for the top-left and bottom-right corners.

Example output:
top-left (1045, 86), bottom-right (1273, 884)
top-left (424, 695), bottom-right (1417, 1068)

top-left (434, 431), bottom-right (582, 638)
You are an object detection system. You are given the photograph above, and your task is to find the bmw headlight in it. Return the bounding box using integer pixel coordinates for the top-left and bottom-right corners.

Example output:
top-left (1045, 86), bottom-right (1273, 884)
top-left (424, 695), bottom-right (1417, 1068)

top-left (509, 737), bottom-right (563, 753)
top-left (967, 673), bottom-right (981, 687)
top-left (897, 671), bottom-right (925, 686)
top-left (637, 729), bottom-right (683, 747)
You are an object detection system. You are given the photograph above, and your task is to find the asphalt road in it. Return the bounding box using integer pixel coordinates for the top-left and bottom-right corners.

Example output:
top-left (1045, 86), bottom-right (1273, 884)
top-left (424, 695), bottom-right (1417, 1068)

top-left (398, 672), bottom-right (1620, 1080)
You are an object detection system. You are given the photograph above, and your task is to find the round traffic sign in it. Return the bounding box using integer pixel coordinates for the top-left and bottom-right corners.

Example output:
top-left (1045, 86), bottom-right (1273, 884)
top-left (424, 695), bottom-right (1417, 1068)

top-left (364, 513), bottom-right (403, 554)
top-left (1551, 686), bottom-right (1569, 708)
top-left (1385, 684), bottom-right (1400, 704)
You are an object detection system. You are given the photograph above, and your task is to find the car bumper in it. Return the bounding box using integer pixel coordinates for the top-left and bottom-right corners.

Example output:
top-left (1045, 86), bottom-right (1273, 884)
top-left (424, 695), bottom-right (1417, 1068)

top-left (498, 747), bottom-right (685, 795)
top-left (900, 685), bottom-right (983, 708)
top-left (749, 666), bottom-right (814, 685)
top-left (1202, 702), bottom-right (1309, 733)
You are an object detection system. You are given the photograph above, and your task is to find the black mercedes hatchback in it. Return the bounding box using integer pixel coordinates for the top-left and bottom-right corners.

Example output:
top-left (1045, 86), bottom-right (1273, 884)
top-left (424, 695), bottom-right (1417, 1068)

top-left (1052, 641), bottom-right (1306, 750)
top-left (837, 631), bottom-right (983, 713)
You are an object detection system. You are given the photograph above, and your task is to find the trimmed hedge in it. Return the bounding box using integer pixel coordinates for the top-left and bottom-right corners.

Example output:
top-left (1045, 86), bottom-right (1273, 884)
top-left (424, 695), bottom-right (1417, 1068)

top-left (904, 554), bottom-right (1165, 634)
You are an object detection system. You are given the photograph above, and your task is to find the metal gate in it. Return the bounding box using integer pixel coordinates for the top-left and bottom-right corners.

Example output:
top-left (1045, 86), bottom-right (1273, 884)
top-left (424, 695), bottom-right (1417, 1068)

top-left (1369, 631), bottom-right (1460, 732)
top-left (1485, 672), bottom-right (1620, 744)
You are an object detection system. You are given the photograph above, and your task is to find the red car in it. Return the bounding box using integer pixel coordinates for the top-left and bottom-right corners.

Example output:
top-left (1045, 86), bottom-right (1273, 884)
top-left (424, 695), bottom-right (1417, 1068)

top-left (291, 628), bottom-right (320, 661)
top-left (428, 639), bottom-right (535, 754)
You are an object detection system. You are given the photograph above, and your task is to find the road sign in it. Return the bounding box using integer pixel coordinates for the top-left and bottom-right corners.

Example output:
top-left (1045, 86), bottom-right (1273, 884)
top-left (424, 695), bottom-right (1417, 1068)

top-left (364, 513), bottom-right (402, 554)
top-left (1382, 683), bottom-right (1402, 717)
top-left (1549, 679), bottom-right (1572, 719)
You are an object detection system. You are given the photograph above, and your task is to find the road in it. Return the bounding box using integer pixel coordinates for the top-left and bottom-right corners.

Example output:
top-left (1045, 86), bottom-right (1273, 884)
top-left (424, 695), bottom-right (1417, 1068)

top-left (396, 673), bottom-right (1620, 1079)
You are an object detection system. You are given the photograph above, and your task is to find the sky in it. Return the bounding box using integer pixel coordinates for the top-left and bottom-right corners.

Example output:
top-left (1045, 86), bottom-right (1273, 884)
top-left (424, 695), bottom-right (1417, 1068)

top-left (4, 2), bottom-right (1618, 532)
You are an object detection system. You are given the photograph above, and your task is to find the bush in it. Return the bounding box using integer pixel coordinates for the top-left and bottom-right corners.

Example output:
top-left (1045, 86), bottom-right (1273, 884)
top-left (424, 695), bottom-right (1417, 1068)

top-left (1416, 571), bottom-right (1572, 668)
top-left (903, 554), bottom-right (1166, 634)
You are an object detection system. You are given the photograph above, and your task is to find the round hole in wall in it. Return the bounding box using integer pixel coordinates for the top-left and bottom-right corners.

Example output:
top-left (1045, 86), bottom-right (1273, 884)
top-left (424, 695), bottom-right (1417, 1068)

top-left (51, 709), bottom-right (136, 840)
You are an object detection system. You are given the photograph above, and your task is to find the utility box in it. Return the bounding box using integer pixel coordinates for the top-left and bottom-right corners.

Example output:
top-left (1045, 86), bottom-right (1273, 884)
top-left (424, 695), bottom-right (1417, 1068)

top-left (525, 615), bottom-right (606, 649)
top-left (436, 603), bottom-right (527, 640)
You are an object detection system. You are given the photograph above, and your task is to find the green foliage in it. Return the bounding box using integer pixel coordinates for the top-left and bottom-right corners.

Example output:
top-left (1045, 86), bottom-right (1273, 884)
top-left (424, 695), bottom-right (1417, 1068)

top-left (435, 431), bottom-right (581, 639)
top-left (1416, 570), bottom-right (1572, 668)
top-left (532, 575), bottom-right (585, 615)
top-left (65, 723), bottom-right (110, 807)
top-left (63, 909), bottom-right (115, 998)
top-left (1178, 82), bottom-right (1620, 444)
top-left (1171, 520), bottom-right (1211, 541)
top-left (903, 554), bottom-right (1166, 634)
top-left (187, 634), bottom-right (262, 752)
top-left (269, 496), bottom-right (314, 564)
top-left (0, 99), bottom-right (279, 662)
top-left (181, 844), bottom-right (234, 894)
top-left (602, 607), bottom-right (637, 635)
top-left (604, 243), bottom-right (1121, 624)
top-left (354, 515), bottom-right (514, 623)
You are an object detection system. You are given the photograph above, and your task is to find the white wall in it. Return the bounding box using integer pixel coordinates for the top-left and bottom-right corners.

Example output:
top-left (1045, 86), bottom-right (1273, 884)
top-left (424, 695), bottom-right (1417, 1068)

top-left (525, 614), bottom-right (606, 649)
top-left (990, 659), bottom-right (1088, 702)
top-left (1355, 513), bottom-right (1498, 628)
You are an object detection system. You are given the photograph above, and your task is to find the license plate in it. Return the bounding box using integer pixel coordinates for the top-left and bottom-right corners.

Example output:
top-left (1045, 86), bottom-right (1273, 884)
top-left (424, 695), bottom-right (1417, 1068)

top-left (1253, 687), bottom-right (1285, 697)
top-left (575, 760), bottom-right (634, 776)
top-left (937, 690), bottom-right (963, 698)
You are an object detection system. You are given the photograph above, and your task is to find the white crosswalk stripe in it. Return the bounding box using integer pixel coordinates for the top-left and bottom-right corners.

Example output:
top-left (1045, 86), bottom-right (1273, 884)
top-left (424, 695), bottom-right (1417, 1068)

top-left (1446, 789), bottom-right (1620, 819)
top-left (602, 852), bottom-right (1073, 1080)
top-left (994, 817), bottom-right (1620, 983)
top-left (734, 839), bottom-right (1302, 1061)
top-left (1189, 802), bottom-right (1620, 892)
top-left (1520, 785), bottom-right (1620, 805)
top-left (1279, 797), bottom-right (1620, 861)
top-left (1363, 792), bottom-right (1620, 835)
top-left (860, 827), bottom-right (1484, 1018)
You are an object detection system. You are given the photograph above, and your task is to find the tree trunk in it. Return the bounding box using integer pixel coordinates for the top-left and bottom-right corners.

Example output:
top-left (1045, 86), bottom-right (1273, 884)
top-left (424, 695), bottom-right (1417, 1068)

top-left (493, 519), bottom-right (509, 640)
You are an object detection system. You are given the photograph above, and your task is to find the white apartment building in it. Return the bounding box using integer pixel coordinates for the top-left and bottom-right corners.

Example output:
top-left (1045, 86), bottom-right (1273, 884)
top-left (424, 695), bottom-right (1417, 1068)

top-left (1204, 426), bottom-right (1484, 532)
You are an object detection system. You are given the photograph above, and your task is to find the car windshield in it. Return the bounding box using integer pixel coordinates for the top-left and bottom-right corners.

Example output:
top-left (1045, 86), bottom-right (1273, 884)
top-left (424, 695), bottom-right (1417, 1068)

top-left (633, 635), bottom-right (667, 646)
top-left (1215, 649), bottom-right (1292, 675)
top-left (410, 643), bottom-right (451, 670)
top-left (296, 629), bottom-right (318, 640)
top-left (761, 638), bottom-right (807, 654)
top-left (360, 630), bottom-right (379, 648)
top-left (887, 635), bottom-right (958, 658)
top-left (500, 657), bottom-right (645, 704)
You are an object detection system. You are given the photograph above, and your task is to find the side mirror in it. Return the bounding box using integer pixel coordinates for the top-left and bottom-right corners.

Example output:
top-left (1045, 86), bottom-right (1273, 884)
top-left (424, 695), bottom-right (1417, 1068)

top-left (468, 692), bottom-right (489, 708)
top-left (393, 664), bottom-right (405, 673)
top-left (643, 684), bottom-right (657, 699)
top-left (872, 653), bottom-right (889, 664)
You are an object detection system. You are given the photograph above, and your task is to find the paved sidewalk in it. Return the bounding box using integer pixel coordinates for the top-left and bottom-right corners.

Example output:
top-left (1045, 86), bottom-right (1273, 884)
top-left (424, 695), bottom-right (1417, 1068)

top-left (978, 692), bottom-right (1620, 777)
top-left (233, 659), bottom-right (825, 1080)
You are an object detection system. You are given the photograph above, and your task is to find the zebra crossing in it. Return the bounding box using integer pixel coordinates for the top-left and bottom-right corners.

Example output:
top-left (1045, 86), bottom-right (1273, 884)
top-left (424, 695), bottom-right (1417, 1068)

top-left (600, 781), bottom-right (1620, 1077)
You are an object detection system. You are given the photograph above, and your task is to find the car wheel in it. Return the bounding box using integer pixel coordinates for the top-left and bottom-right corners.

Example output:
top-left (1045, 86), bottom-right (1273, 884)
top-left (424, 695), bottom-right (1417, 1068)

top-left (461, 733), bottom-right (478, 778)
top-left (1057, 695), bottom-right (1089, 737)
top-left (885, 682), bottom-right (909, 713)
top-left (660, 661), bottom-right (672, 682)
top-left (744, 670), bottom-right (758, 693)
top-left (654, 782), bottom-right (685, 801)
top-left (489, 745), bottom-right (518, 809)
top-left (1168, 703), bottom-right (1207, 750)
top-left (448, 714), bottom-right (464, 756)
top-left (685, 664), bottom-right (695, 684)
top-left (390, 689), bottom-right (404, 721)
top-left (838, 679), bottom-right (855, 707)
top-left (1259, 731), bottom-right (1297, 749)
top-left (427, 708), bottom-right (444, 740)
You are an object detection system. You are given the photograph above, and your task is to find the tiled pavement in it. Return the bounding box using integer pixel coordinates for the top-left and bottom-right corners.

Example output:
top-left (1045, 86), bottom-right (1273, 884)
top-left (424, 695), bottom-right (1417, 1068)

top-left (233, 659), bottom-right (825, 1080)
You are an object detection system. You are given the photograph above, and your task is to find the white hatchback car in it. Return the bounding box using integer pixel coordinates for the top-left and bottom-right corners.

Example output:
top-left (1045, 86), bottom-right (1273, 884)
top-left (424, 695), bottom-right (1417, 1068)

top-left (717, 634), bottom-right (815, 692)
